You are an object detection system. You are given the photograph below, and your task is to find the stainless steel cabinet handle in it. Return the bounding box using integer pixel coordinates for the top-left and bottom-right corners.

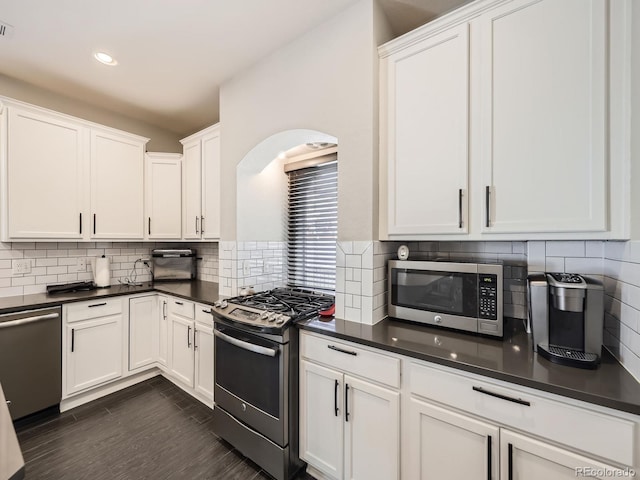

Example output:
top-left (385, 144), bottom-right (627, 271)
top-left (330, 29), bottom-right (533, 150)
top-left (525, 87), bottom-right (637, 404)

top-left (334, 379), bottom-right (339, 417)
top-left (175, 301), bottom-right (183, 306)
top-left (487, 435), bottom-right (492, 480)
top-left (187, 325), bottom-right (192, 348)
top-left (328, 345), bottom-right (357, 356)
top-left (93, 213), bottom-right (97, 234)
top-left (71, 328), bottom-right (75, 352)
top-left (485, 186), bottom-right (491, 228)
top-left (472, 386), bottom-right (530, 406)
top-left (194, 327), bottom-right (198, 350)
top-left (0, 312), bottom-right (59, 329)
top-left (214, 330), bottom-right (278, 357)
top-left (163, 301), bottom-right (167, 319)
top-left (148, 217), bottom-right (151, 235)
top-left (88, 302), bottom-right (107, 308)
top-left (5, 400), bottom-right (11, 406)
top-left (195, 216), bottom-right (199, 234)
top-left (202, 308), bottom-right (212, 314)
top-left (201, 216), bottom-right (205, 234)
top-left (79, 213), bottom-right (82, 235)
top-left (458, 189), bottom-right (463, 228)
top-left (508, 443), bottom-right (513, 480)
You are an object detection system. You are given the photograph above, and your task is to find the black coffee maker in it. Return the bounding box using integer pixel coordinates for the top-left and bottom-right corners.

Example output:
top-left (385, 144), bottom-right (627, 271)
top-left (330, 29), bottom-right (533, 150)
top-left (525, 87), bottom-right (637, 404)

top-left (528, 273), bottom-right (604, 369)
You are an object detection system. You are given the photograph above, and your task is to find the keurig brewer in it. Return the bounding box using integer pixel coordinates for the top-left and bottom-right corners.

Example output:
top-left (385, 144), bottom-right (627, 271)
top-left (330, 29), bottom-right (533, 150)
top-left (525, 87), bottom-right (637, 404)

top-left (528, 273), bottom-right (604, 369)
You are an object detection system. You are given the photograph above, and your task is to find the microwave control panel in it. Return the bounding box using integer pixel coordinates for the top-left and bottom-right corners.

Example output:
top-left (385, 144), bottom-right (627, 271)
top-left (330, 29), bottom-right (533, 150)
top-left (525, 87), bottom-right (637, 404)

top-left (478, 274), bottom-right (498, 320)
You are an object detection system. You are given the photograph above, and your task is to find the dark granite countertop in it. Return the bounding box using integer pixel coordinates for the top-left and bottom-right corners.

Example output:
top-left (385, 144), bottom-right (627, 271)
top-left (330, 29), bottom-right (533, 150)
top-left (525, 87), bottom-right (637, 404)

top-left (0, 281), bottom-right (219, 315)
top-left (297, 316), bottom-right (640, 416)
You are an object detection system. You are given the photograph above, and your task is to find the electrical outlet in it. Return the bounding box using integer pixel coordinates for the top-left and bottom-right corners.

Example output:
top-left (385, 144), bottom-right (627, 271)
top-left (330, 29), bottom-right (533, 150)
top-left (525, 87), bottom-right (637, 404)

top-left (12, 259), bottom-right (31, 275)
top-left (76, 257), bottom-right (87, 272)
top-left (242, 260), bottom-right (251, 276)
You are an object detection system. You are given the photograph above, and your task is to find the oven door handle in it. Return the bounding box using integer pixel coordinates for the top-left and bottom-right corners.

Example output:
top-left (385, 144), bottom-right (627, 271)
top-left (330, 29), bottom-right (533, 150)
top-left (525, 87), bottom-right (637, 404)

top-left (214, 329), bottom-right (279, 357)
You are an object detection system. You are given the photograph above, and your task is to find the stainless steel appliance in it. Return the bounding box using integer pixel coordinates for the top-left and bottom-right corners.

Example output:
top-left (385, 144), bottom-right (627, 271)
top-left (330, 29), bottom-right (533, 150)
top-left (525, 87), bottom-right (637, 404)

top-left (528, 273), bottom-right (604, 369)
top-left (211, 288), bottom-right (334, 480)
top-left (0, 307), bottom-right (62, 420)
top-left (152, 249), bottom-right (197, 280)
top-left (388, 260), bottom-right (504, 337)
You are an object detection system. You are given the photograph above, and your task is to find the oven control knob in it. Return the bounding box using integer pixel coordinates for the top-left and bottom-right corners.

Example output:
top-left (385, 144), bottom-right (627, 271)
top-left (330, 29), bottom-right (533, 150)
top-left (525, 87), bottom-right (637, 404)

top-left (434, 315), bottom-right (442, 324)
top-left (268, 313), bottom-right (279, 322)
top-left (241, 403), bottom-right (247, 412)
top-left (219, 300), bottom-right (228, 309)
top-left (260, 311), bottom-right (270, 320)
top-left (276, 318), bottom-right (285, 325)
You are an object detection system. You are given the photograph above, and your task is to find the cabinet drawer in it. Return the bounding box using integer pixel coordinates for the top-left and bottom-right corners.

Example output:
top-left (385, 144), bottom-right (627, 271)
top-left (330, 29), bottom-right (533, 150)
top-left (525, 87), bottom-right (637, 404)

top-left (409, 361), bottom-right (636, 467)
top-left (300, 333), bottom-right (400, 389)
top-left (195, 304), bottom-right (213, 325)
top-left (169, 298), bottom-right (194, 319)
top-left (65, 298), bottom-right (123, 323)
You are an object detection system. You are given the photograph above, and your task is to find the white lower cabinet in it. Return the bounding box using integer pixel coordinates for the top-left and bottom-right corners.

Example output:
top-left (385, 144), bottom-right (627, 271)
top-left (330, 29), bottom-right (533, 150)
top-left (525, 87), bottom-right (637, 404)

top-left (63, 299), bottom-right (124, 396)
top-left (299, 332), bottom-right (401, 480)
top-left (128, 295), bottom-right (158, 371)
top-left (166, 298), bottom-right (214, 405)
top-left (407, 397), bottom-right (498, 480)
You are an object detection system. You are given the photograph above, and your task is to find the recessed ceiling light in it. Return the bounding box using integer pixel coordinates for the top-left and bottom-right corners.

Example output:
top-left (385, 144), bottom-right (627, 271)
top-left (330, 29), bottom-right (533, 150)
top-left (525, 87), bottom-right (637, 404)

top-left (94, 51), bottom-right (117, 66)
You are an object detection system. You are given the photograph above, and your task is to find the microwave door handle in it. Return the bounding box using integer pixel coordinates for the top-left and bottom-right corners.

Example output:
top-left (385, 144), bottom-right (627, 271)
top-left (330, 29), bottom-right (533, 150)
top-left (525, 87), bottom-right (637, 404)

top-left (214, 330), bottom-right (278, 357)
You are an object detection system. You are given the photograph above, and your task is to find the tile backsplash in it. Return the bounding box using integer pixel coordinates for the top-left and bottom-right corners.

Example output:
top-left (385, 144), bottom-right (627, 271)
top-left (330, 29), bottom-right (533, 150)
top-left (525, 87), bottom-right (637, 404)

top-left (0, 241), bottom-right (218, 297)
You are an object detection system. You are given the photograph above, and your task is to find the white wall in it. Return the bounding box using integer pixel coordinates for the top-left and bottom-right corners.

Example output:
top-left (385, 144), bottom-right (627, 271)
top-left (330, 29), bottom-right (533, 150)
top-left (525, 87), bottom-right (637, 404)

top-left (220, 0), bottom-right (393, 241)
top-left (631, 1), bottom-right (640, 240)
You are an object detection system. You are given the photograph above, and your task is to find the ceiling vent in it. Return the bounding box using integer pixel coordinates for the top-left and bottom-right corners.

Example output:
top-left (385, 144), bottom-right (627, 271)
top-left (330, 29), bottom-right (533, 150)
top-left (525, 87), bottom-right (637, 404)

top-left (0, 21), bottom-right (15, 39)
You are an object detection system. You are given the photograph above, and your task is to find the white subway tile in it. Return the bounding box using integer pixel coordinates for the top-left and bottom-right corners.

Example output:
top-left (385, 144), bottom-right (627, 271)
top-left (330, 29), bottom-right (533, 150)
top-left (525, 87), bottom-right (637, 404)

top-left (546, 241), bottom-right (585, 257)
top-left (0, 287), bottom-right (24, 297)
top-left (512, 242), bottom-right (526, 255)
top-left (345, 294), bottom-right (353, 308)
top-left (12, 276), bottom-right (35, 286)
top-left (48, 249), bottom-right (68, 258)
top-left (527, 241), bottom-right (546, 273)
top-left (352, 268), bottom-right (362, 282)
top-left (484, 242), bottom-right (513, 254)
top-left (36, 258), bottom-right (58, 267)
top-left (336, 267), bottom-right (346, 293)
top-left (361, 269), bottom-right (373, 297)
top-left (564, 257), bottom-right (603, 275)
top-left (604, 241), bottom-right (629, 261)
top-left (345, 281), bottom-right (361, 295)
top-left (0, 250), bottom-right (24, 260)
top-left (339, 241), bottom-right (353, 255)
top-left (353, 241), bottom-right (372, 255)
top-left (36, 275), bottom-right (58, 285)
top-left (345, 268), bottom-right (353, 282)
top-left (23, 285), bottom-right (47, 295)
top-left (346, 255), bottom-right (361, 269)
top-left (47, 266), bottom-right (67, 275)
top-left (344, 307), bottom-right (361, 323)
top-left (0, 269), bottom-right (13, 279)
top-left (545, 257), bottom-right (565, 272)
top-left (585, 241), bottom-right (604, 258)
top-left (24, 250), bottom-right (47, 259)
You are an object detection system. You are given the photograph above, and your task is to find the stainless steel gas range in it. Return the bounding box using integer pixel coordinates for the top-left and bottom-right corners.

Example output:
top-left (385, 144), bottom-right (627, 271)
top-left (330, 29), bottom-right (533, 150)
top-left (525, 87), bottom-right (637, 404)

top-left (211, 288), bottom-right (334, 480)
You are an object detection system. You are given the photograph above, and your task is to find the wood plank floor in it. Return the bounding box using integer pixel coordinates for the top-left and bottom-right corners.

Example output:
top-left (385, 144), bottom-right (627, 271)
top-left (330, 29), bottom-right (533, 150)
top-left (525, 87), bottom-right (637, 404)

top-left (14, 376), bottom-right (315, 480)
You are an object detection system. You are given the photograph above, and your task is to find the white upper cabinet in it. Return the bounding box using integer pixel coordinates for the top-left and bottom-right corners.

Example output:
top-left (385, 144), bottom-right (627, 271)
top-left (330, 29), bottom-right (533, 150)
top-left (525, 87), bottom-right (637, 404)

top-left (382, 23), bottom-right (469, 235)
top-left (145, 153), bottom-right (182, 239)
top-left (90, 129), bottom-right (146, 239)
top-left (180, 123), bottom-right (220, 240)
top-left (0, 97), bottom-right (149, 241)
top-left (3, 105), bottom-right (85, 240)
top-left (478, 0), bottom-right (606, 234)
top-left (379, 0), bottom-right (630, 240)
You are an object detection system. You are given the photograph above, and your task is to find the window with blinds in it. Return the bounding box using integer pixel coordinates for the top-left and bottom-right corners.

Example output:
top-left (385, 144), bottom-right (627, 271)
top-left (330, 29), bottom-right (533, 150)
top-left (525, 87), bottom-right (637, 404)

top-left (286, 158), bottom-right (337, 292)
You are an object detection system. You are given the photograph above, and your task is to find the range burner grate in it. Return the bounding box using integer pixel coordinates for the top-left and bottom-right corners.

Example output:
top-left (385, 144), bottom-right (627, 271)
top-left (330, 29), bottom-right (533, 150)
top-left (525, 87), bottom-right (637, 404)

top-left (227, 288), bottom-right (334, 321)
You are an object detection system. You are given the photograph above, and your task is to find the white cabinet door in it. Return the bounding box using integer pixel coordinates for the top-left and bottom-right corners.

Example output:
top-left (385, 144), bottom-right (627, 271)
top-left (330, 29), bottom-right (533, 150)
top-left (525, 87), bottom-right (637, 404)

top-left (146, 153), bottom-right (182, 239)
top-left (194, 321), bottom-right (214, 403)
top-left (407, 397), bottom-right (499, 480)
top-left (501, 430), bottom-right (626, 480)
top-left (344, 375), bottom-right (400, 480)
top-left (6, 107), bottom-right (85, 239)
top-left (182, 139), bottom-right (202, 239)
top-left (158, 295), bottom-right (169, 367)
top-left (128, 296), bottom-right (158, 371)
top-left (479, 0), bottom-right (607, 233)
top-left (168, 313), bottom-right (194, 387)
top-left (65, 315), bottom-right (122, 395)
top-left (201, 128), bottom-right (220, 240)
top-left (300, 360), bottom-right (344, 480)
top-left (384, 23), bottom-right (470, 235)
top-left (90, 129), bottom-right (145, 238)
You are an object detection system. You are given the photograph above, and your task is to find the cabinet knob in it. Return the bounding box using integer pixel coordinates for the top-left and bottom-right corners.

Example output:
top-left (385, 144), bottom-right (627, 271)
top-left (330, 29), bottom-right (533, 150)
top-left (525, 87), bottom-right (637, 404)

top-left (241, 403), bottom-right (247, 412)
top-left (434, 315), bottom-right (442, 324)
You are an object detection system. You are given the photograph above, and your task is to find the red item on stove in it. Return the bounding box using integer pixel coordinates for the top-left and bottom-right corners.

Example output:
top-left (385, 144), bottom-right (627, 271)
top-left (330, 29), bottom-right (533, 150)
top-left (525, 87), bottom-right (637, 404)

top-left (319, 304), bottom-right (335, 317)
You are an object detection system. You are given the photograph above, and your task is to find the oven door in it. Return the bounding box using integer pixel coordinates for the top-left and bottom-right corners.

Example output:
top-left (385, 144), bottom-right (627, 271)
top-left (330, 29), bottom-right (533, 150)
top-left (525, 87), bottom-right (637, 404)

top-left (214, 322), bottom-right (287, 447)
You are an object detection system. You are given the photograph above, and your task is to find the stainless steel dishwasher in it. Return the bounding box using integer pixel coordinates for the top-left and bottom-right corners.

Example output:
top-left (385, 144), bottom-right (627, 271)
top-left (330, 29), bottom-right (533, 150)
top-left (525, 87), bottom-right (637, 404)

top-left (0, 306), bottom-right (62, 420)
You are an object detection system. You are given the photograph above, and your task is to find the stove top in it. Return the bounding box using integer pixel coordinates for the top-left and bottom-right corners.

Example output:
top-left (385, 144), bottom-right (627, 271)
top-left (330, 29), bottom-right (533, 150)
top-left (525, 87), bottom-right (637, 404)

top-left (213, 288), bottom-right (334, 332)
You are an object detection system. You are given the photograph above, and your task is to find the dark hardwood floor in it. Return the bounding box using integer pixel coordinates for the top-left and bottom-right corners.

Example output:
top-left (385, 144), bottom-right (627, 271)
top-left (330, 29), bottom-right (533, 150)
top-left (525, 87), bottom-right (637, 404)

top-left (14, 376), bottom-right (315, 480)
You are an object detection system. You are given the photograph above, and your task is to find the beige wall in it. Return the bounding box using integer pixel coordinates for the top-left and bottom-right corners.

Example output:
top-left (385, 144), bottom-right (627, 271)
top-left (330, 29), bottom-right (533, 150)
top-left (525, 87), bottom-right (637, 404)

top-left (220, 0), bottom-right (393, 241)
top-left (0, 73), bottom-right (182, 152)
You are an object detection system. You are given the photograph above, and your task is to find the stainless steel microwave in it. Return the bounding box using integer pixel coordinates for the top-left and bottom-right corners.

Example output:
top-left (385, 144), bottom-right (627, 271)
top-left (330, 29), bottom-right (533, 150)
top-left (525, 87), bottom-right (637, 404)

top-left (388, 260), bottom-right (503, 337)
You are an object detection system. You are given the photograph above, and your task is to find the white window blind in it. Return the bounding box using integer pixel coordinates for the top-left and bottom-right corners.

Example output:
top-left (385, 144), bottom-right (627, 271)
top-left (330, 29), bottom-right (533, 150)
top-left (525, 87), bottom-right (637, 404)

top-left (286, 159), bottom-right (337, 292)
